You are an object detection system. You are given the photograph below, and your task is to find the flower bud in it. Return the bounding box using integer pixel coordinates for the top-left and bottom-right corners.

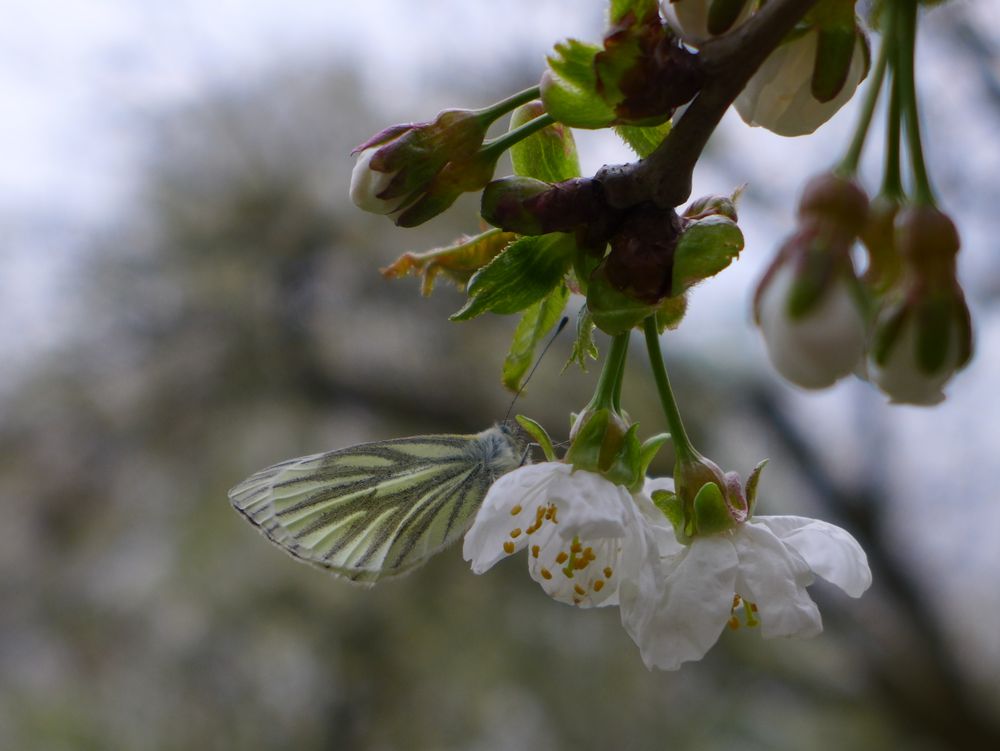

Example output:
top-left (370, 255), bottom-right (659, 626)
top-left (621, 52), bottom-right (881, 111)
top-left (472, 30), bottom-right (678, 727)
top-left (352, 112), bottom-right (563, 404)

top-left (860, 194), bottom-right (903, 294)
top-left (868, 207), bottom-right (972, 405)
top-left (350, 147), bottom-right (406, 215)
top-left (735, 26), bottom-right (868, 137)
top-left (755, 232), bottom-right (867, 389)
top-left (662, 0), bottom-right (753, 44)
top-left (797, 173), bottom-right (869, 236)
top-left (349, 109), bottom-right (490, 225)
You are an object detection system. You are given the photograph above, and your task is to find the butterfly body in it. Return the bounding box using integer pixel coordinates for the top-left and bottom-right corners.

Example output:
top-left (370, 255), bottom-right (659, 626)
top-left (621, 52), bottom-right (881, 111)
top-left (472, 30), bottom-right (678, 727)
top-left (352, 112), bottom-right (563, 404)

top-left (229, 424), bottom-right (525, 584)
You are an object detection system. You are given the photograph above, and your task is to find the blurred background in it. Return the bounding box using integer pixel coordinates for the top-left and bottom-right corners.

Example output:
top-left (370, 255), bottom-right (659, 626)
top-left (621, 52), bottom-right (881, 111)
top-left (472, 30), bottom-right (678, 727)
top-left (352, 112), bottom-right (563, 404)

top-left (2, 1), bottom-right (999, 749)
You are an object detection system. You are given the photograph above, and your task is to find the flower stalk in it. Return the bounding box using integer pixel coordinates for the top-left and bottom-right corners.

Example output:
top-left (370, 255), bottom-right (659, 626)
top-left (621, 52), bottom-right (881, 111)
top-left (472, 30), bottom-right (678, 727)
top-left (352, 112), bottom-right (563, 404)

top-left (642, 316), bottom-right (695, 461)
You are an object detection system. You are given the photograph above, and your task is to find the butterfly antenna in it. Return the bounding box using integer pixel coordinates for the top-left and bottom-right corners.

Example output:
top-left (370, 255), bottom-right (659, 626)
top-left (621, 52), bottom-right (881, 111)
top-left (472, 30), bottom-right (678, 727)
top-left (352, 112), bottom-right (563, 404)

top-left (503, 316), bottom-right (569, 425)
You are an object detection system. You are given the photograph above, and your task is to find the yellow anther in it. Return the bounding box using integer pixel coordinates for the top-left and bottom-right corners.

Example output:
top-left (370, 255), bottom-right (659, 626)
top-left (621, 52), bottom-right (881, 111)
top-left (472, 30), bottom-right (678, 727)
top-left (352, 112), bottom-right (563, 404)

top-left (525, 523), bottom-right (538, 535)
top-left (511, 504), bottom-right (522, 515)
top-left (503, 541), bottom-right (515, 555)
top-left (573, 557), bottom-right (588, 570)
top-left (510, 528), bottom-right (522, 539)
top-left (593, 580), bottom-right (604, 592)
top-left (603, 567), bottom-right (613, 578)
top-left (728, 616), bottom-right (740, 630)
top-left (732, 594), bottom-right (742, 609)
top-left (583, 547), bottom-right (595, 561)
top-left (531, 545), bottom-right (540, 558)
top-left (574, 584), bottom-right (586, 597)
top-left (570, 540), bottom-right (582, 554)
top-left (750, 603), bottom-right (758, 613)
top-left (555, 552), bottom-right (569, 565)
top-left (540, 567), bottom-right (552, 580)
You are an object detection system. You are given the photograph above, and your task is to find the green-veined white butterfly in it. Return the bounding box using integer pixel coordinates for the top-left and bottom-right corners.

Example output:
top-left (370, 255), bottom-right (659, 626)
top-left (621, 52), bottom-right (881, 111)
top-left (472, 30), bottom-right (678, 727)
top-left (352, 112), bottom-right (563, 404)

top-left (229, 424), bottom-right (526, 584)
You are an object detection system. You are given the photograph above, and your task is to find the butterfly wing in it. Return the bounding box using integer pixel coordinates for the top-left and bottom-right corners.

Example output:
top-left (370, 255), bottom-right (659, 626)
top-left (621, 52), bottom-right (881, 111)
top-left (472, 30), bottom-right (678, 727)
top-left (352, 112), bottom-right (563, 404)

top-left (229, 428), bottom-right (520, 584)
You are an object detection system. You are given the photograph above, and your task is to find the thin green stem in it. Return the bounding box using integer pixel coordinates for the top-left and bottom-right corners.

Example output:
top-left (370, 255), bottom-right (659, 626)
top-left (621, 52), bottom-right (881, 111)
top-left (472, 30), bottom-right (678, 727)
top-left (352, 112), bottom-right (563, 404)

top-left (642, 317), bottom-right (696, 460)
top-left (475, 86), bottom-right (541, 124)
top-left (612, 334), bottom-right (628, 412)
top-left (895, 0), bottom-right (936, 205)
top-left (882, 59), bottom-right (904, 199)
top-left (838, 33), bottom-right (889, 176)
top-left (590, 333), bottom-right (630, 411)
top-left (480, 114), bottom-right (555, 159)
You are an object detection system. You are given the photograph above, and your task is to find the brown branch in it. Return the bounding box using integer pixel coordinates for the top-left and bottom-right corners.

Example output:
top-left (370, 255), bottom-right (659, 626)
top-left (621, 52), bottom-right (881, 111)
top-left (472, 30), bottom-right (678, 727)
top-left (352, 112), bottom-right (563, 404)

top-left (597, 0), bottom-right (820, 209)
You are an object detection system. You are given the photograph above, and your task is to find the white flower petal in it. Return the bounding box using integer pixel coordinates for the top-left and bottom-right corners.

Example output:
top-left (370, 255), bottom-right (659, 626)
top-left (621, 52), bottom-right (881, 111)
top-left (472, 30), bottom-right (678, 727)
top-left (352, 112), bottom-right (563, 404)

top-left (349, 147), bottom-right (405, 214)
top-left (548, 469), bottom-right (630, 540)
top-left (869, 314), bottom-right (961, 406)
top-left (754, 515), bottom-right (871, 597)
top-left (757, 264), bottom-right (867, 389)
top-left (621, 536), bottom-right (738, 671)
top-left (463, 463), bottom-right (571, 574)
top-left (734, 523), bottom-right (822, 639)
top-left (735, 33), bottom-right (866, 137)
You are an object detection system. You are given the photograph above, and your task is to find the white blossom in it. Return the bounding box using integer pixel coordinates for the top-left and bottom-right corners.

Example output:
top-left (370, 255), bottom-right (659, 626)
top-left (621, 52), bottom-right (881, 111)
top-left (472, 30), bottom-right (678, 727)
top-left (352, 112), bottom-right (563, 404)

top-left (621, 479), bottom-right (871, 671)
top-left (869, 314), bottom-right (963, 406)
top-left (662, 0), bottom-right (753, 45)
top-left (463, 463), bottom-right (656, 608)
top-left (735, 31), bottom-right (867, 137)
top-left (756, 264), bottom-right (867, 389)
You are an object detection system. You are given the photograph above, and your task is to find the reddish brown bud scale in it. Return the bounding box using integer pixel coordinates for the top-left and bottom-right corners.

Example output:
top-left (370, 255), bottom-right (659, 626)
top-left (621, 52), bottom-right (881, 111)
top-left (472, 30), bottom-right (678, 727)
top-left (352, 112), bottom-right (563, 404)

top-left (603, 204), bottom-right (683, 304)
top-left (895, 205), bottom-right (960, 269)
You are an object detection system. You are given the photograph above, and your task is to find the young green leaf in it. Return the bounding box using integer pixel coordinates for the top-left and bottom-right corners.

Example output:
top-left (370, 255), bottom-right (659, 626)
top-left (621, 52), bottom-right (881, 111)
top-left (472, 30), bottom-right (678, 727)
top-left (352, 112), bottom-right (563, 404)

top-left (565, 305), bottom-right (599, 372)
top-left (542, 40), bottom-right (617, 128)
top-left (670, 215), bottom-right (745, 297)
top-left (614, 122), bottom-right (672, 158)
top-left (451, 233), bottom-right (576, 320)
top-left (509, 102), bottom-right (581, 183)
top-left (502, 284), bottom-right (570, 391)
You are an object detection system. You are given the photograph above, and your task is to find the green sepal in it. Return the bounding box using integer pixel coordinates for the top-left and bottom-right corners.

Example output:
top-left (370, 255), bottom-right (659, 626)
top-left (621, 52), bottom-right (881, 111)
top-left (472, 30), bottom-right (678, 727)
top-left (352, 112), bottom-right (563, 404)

top-left (745, 459), bottom-right (768, 516)
top-left (652, 489), bottom-right (690, 543)
top-left (587, 267), bottom-right (656, 335)
top-left (605, 424), bottom-right (643, 490)
top-left (670, 215), bottom-right (744, 297)
top-left (541, 39), bottom-right (617, 129)
top-left (871, 303), bottom-right (908, 366)
top-left (812, 25), bottom-right (857, 103)
top-left (502, 284), bottom-right (570, 391)
top-left (452, 233), bottom-right (576, 320)
top-left (565, 408), bottom-right (609, 473)
top-left (614, 122), bottom-right (672, 158)
top-left (516, 414), bottom-right (557, 462)
top-left (638, 432), bottom-right (670, 477)
top-left (565, 304), bottom-right (599, 372)
top-left (785, 245), bottom-right (836, 319)
top-left (915, 296), bottom-right (953, 375)
top-left (509, 102), bottom-right (581, 183)
top-left (693, 481), bottom-right (737, 536)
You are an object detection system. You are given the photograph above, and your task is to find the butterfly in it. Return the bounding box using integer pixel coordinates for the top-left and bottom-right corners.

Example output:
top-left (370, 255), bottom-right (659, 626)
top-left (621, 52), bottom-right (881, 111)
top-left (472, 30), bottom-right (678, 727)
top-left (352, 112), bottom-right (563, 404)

top-left (228, 424), bottom-right (526, 584)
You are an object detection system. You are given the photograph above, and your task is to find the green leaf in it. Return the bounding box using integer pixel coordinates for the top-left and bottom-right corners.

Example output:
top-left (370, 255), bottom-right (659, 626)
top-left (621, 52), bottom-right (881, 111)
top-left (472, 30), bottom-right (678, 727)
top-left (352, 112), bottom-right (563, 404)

top-left (565, 305), bottom-right (599, 372)
top-left (609, 0), bottom-right (658, 23)
top-left (542, 40), bottom-right (617, 129)
top-left (509, 102), bottom-right (581, 183)
top-left (451, 233), bottom-right (576, 320)
top-left (670, 215), bottom-right (745, 297)
top-left (744, 459), bottom-right (768, 515)
top-left (381, 228), bottom-right (516, 295)
top-left (614, 122), bottom-right (672, 158)
top-left (515, 415), bottom-right (557, 462)
top-left (502, 284), bottom-right (570, 391)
